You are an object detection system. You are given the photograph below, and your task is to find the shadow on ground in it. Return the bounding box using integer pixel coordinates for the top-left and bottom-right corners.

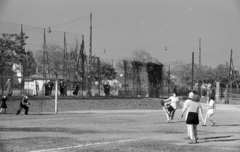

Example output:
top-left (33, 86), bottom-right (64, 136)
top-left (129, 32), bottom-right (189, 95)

top-left (0, 127), bottom-right (100, 134)
top-left (198, 135), bottom-right (240, 143)
top-left (215, 124), bottom-right (240, 127)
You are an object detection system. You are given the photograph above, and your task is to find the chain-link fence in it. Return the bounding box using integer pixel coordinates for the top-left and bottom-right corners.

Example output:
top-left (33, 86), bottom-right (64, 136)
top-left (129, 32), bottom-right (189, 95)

top-left (1, 21), bottom-right (176, 99)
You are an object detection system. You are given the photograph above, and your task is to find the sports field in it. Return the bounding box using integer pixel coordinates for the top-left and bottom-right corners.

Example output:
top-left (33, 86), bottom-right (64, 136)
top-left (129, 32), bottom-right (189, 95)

top-left (0, 101), bottom-right (240, 152)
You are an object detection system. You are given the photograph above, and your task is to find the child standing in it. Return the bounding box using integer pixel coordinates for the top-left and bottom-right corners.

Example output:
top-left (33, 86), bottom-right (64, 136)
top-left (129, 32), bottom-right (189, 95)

top-left (0, 95), bottom-right (8, 114)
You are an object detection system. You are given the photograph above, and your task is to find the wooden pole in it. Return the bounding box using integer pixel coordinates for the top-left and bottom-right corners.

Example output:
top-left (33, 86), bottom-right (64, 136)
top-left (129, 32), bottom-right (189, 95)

top-left (229, 49), bottom-right (233, 100)
top-left (199, 38), bottom-right (202, 97)
top-left (168, 65), bottom-right (170, 97)
top-left (87, 13), bottom-right (92, 97)
top-left (124, 60), bottom-right (127, 97)
top-left (191, 52), bottom-right (194, 91)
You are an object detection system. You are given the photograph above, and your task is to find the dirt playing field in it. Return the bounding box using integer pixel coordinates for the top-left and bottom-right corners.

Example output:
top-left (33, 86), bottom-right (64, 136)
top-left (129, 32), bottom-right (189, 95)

top-left (0, 99), bottom-right (240, 152)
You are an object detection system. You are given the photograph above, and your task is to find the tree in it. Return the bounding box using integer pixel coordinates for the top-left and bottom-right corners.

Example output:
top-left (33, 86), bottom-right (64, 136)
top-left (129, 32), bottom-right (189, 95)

top-left (131, 49), bottom-right (159, 63)
top-left (116, 49), bottom-right (163, 96)
top-left (35, 43), bottom-right (64, 78)
top-left (0, 33), bottom-right (26, 73)
top-left (0, 33), bottom-right (32, 93)
top-left (92, 60), bottom-right (117, 82)
top-left (22, 50), bottom-right (37, 77)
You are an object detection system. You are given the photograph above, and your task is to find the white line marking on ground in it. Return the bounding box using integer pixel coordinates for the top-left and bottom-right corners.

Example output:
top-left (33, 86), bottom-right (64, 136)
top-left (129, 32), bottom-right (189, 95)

top-left (30, 137), bottom-right (150, 152)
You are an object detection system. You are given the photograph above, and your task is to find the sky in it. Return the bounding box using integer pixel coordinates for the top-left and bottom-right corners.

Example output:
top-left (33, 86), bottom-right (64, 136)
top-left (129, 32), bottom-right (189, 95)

top-left (0, 0), bottom-right (240, 70)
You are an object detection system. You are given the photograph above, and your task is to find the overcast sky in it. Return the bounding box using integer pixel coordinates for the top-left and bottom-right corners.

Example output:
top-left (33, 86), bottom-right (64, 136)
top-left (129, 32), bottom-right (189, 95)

top-left (0, 0), bottom-right (240, 69)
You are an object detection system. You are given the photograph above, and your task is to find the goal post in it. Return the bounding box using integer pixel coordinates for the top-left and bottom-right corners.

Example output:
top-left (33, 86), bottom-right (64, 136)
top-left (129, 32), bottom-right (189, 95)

top-left (0, 75), bottom-right (58, 113)
top-left (55, 78), bottom-right (58, 114)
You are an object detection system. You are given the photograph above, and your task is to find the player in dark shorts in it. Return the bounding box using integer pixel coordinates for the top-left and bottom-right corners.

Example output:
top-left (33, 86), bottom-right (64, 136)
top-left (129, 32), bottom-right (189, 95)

top-left (16, 95), bottom-right (30, 115)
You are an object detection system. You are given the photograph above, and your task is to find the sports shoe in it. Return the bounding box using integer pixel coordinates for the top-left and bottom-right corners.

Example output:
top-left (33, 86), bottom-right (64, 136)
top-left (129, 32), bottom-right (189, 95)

top-left (212, 122), bottom-right (215, 126)
top-left (189, 140), bottom-right (197, 144)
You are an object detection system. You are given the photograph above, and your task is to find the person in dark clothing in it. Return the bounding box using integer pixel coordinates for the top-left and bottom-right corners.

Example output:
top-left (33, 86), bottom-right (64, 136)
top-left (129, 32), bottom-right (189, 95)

top-left (104, 81), bottom-right (110, 97)
top-left (0, 94), bottom-right (8, 114)
top-left (63, 79), bottom-right (67, 96)
top-left (59, 81), bottom-right (64, 96)
top-left (44, 82), bottom-right (49, 96)
top-left (48, 80), bottom-right (54, 96)
top-left (16, 95), bottom-right (30, 115)
top-left (73, 83), bottom-right (79, 96)
top-left (35, 81), bottom-right (39, 96)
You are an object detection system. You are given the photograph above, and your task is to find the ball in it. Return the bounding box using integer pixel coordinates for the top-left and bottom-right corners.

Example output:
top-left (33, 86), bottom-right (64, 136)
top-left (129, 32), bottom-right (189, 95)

top-left (120, 74), bottom-right (123, 77)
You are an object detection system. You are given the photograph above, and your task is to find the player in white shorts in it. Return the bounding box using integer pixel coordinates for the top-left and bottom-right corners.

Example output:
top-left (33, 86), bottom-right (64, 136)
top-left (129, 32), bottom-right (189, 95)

top-left (203, 95), bottom-right (216, 126)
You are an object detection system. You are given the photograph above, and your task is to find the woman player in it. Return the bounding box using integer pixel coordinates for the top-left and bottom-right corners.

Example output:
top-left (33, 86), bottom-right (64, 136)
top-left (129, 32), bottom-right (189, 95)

top-left (203, 95), bottom-right (216, 126)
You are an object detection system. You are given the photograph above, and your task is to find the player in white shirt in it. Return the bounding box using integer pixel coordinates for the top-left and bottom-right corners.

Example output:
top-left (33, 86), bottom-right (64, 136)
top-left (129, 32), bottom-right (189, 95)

top-left (180, 93), bottom-right (204, 144)
top-left (181, 92), bottom-right (194, 139)
top-left (203, 95), bottom-right (216, 126)
top-left (163, 93), bottom-right (181, 122)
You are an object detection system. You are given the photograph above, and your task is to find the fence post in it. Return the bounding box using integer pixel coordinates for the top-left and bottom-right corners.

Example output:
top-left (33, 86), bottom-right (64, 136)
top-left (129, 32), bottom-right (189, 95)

top-left (55, 78), bottom-right (58, 114)
top-left (215, 82), bottom-right (220, 102)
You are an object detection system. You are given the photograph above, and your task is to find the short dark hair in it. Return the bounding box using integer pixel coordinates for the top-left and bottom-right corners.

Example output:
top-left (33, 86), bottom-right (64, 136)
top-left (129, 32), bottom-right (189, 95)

top-left (160, 100), bottom-right (165, 106)
top-left (210, 95), bottom-right (215, 100)
top-left (193, 90), bottom-right (198, 94)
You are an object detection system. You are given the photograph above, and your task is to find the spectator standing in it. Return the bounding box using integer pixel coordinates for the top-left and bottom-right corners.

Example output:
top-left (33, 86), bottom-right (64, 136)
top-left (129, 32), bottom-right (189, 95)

top-left (16, 95), bottom-right (30, 115)
top-left (48, 80), bottom-right (54, 96)
top-left (6, 79), bottom-right (12, 96)
top-left (35, 81), bottom-right (39, 96)
top-left (44, 82), bottom-right (49, 96)
top-left (180, 94), bottom-right (204, 144)
top-left (73, 82), bottom-right (79, 96)
top-left (223, 89), bottom-right (229, 104)
top-left (63, 79), bottom-right (67, 96)
top-left (104, 81), bottom-right (110, 97)
top-left (59, 81), bottom-right (64, 96)
top-left (0, 94), bottom-right (8, 114)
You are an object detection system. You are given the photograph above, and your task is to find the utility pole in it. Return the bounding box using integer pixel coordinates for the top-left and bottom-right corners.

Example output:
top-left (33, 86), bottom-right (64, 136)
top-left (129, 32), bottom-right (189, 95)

top-left (191, 52), bottom-right (194, 91)
top-left (123, 60), bottom-right (127, 97)
top-left (168, 66), bottom-right (170, 97)
top-left (20, 24), bottom-right (24, 93)
top-left (97, 57), bottom-right (100, 96)
top-left (199, 38), bottom-right (201, 68)
top-left (46, 44), bottom-right (50, 78)
top-left (81, 35), bottom-right (85, 98)
top-left (199, 38), bottom-right (202, 97)
top-left (229, 49), bottom-right (233, 100)
top-left (63, 32), bottom-right (67, 79)
top-left (43, 28), bottom-right (50, 80)
top-left (87, 13), bottom-right (92, 97)
top-left (43, 28), bottom-right (46, 79)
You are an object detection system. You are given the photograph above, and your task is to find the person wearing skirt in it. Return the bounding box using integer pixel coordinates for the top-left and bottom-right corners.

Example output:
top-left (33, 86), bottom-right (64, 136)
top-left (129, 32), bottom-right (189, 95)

top-left (181, 92), bottom-right (195, 139)
top-left (0, 94), bottom-right (8, 114)
top-left (180, 94), bottom-right (204, 144)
